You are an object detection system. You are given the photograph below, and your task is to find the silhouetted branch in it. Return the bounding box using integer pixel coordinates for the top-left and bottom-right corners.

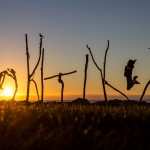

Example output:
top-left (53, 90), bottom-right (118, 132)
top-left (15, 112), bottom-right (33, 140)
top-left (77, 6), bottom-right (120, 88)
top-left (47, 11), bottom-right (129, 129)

top-left (103, 40), bottom-right (109, 80)
top-left (58, 73), bottom-right (64, 103)
top-left (139, 80), bottom-right (150, 102)
top-left (25, 34), bottom-right (43, 102)
top-left (105, 81), bottom-right (130, 101)
top-left (1, 71), bottom-right (7, 88)
top-left (86, 45), bottom-right (101, 71)
top-left (44, 70), bottom-right (77, 80)
top-left (30, 37), bottom-right (42, 78)
top-left (31, 79), bottom-right (39, 100)
top-left (41, 48), bottom-right (44, 101)
top-left (83, 54), bottom-right (89, 99)
top-left (86, 44), bottom-right (107, 102)
top-left (7, 68), bottom-right (18, 101)
top-left (25, 34), bottom-right (30, 102)
top-left (44, 70), bottom-right (77, 103)
top-left (102, 40), bottom-right (109, 101)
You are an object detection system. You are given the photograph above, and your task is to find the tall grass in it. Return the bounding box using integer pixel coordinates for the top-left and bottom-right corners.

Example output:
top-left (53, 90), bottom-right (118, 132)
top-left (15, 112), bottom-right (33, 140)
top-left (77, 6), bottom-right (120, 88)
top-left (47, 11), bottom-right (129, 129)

top-left (0, 102), bottom-right (150, 150)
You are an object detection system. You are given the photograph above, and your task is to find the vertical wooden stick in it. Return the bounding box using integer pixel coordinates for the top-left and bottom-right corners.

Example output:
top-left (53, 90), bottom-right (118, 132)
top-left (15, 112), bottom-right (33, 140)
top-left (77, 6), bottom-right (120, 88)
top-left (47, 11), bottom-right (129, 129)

top-left (25, 34), bottom-right (30, 102)
top-left (58, 74), bottom-right (64, 103)
top-left (103, 40), bottom-right (109, 102)
top-left (41, 48), bottom-right (44, 102)
top-left (83, 54), bottom-right (89, 99)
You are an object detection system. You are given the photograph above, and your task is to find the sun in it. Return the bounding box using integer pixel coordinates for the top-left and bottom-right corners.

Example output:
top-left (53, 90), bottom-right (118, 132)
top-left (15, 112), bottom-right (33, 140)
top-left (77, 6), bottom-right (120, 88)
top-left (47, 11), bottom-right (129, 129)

top-left (2, 87), bottom-right (14, 97)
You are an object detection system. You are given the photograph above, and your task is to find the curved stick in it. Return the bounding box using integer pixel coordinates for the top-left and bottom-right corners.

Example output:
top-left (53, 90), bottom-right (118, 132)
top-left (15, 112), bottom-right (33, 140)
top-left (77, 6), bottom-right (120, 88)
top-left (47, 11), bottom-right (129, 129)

top-left (105, 81), bottom-right (130, 101)
top-left (139, 80), bottom-right (150, 102)
top-left (31, 79), bottom-right (39, 101)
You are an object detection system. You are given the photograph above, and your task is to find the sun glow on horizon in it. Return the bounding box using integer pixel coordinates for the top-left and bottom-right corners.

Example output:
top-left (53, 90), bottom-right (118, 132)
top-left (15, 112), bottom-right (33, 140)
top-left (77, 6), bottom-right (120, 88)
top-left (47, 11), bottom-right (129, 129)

top-left (2, 87), bottom-right (14, 97)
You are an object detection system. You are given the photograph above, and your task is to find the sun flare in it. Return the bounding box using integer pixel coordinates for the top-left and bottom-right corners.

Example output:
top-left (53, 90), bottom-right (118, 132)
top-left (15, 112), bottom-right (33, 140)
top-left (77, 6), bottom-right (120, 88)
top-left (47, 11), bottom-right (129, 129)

top-left (2, 87), bottom-right (14, 97)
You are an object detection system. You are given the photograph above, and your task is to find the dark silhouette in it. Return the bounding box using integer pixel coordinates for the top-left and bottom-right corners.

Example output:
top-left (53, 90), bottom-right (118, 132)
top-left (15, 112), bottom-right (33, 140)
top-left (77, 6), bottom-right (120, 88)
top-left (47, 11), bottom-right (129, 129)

top-left (6, 68), bottom-right (18, 101)
top-left (25, 34), bottom-right (43, 103)
top-left (39, 33), bottom-right (44, 38)
top-left (0, 71), bottom-right (7, 90)
top-left (86, 41), bottom-right (109, 102)
top-left (83, 54), bottom-right (89, 100)
top-left (41, 48), bottom-right (44, 102)
top-left (58, 73), bottom-right (64, 103)
top-left (87, 42), bottom-right (130, 101)
top-left (139, 80), bottom-right (150, 102)
top-left (124, 59), bottom-right (140, 90)
top-left (44, 70), bottom-right (77, 103)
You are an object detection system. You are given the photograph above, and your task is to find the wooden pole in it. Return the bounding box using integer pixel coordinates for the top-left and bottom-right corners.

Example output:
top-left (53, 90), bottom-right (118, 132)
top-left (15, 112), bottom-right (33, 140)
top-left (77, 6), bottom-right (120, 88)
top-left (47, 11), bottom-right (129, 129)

top-left (41, 48), bottom-right (44, 102)
top-left (83, 54), bottom-right (89, 99)
top-left (58, 73), bottom-right (64, 103)
top-left (25, 34), bottom-right (30, 102)
top-left (102, 40), bottom-right (109, 101)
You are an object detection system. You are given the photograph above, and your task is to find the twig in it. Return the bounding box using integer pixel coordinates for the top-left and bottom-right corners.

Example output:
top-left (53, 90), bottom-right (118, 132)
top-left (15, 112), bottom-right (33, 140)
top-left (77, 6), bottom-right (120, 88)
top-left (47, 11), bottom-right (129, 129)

top-left (139, 80), bottom-right (150, 102)
top-left (86, 45), bottom-right (101, 71)
top-left (31, 79), bottom-right (39, 100)
top-left (105, 81), bottom-right (130, 101)
top-left (7, 69), bottom-right (18, 101)
top-left (30, 37), bottom-right (42, 78)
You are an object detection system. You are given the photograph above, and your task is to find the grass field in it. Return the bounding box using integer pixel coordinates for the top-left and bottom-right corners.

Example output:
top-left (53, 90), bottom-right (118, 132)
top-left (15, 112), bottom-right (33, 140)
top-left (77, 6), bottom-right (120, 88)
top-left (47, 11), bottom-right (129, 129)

top-left (0, 100), bottom-right (150, 150)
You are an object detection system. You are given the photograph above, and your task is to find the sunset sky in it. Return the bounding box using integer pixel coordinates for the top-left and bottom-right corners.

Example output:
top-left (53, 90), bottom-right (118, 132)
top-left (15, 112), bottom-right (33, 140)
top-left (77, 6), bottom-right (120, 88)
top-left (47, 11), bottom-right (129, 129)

top-left (0, 0), bottom-right (150, 101)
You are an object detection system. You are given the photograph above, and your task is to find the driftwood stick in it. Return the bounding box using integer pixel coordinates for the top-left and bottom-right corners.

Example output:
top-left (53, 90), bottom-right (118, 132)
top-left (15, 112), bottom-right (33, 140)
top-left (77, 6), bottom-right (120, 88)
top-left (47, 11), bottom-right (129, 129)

top-left (25, 34), bottom-right (30, 102)
top-left (41, 48), bottom-right (44, 102)
top-left (44, 70), bottom-right (77, 80)
top-left (58, 74), bottom-right (64, 103)
top-left (102, 40), bottom-right (110, 101)
top-left (1, 71), bottom-right (7, 87)
top-left (105, 81), bottom-right (130, 101)
top-left (83, 54), bottom-right (89, 99)
top-left (6, 69), bottom-right (18, 101)
top-left (103, 40), bottom-right (109, 80)
top-left (86, 44), bottom-right (107, 102)
top-left (31, 79), bottom-right (39, 101)
top-left (30, 37), bottom-right (42, 78)
top-left (139, 80), bottom-right (150, 102)
top-left (86, 45), bottom-right (101, 71)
